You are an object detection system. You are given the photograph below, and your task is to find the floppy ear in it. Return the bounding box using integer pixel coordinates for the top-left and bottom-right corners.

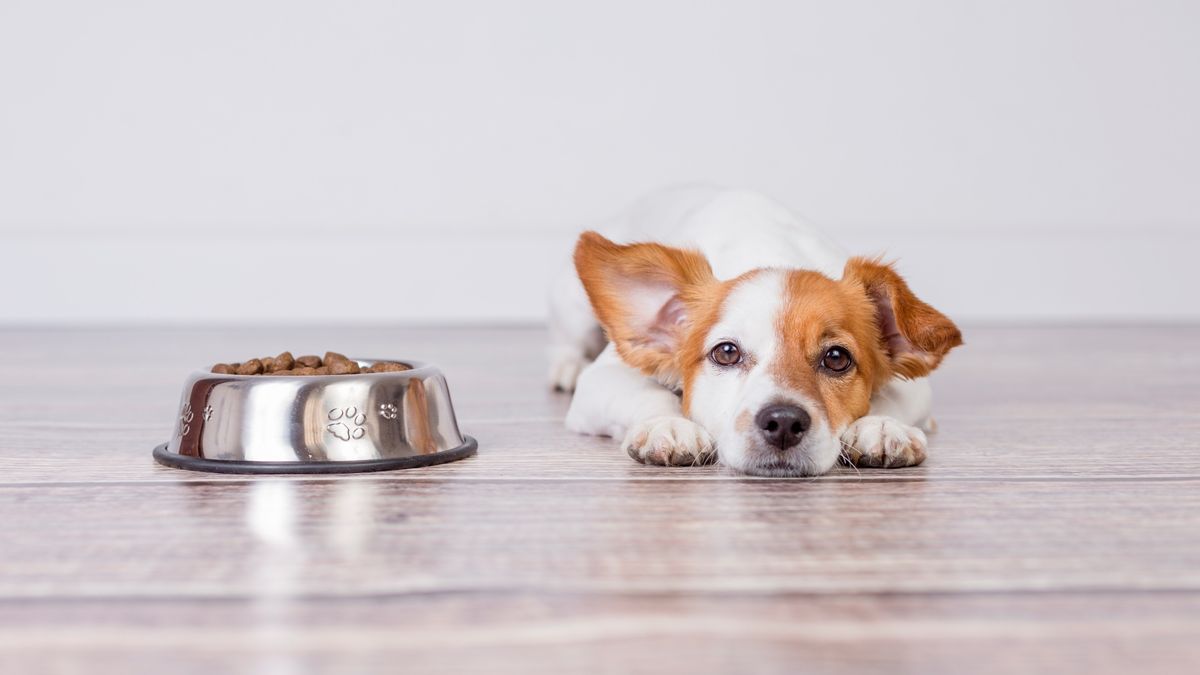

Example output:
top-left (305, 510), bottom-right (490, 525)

top-left (574, 231), bottom-right (717, 386)
top-left (842, 257), bottom-right (963, 379)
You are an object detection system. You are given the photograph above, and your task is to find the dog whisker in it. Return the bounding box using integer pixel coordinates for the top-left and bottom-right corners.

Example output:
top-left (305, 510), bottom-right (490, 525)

top-left (839, 439), bottom-right (862, 476)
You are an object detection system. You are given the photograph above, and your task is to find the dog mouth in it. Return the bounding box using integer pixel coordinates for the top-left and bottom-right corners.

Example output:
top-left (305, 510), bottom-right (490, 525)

top-left (740, 454), bottom-right (816, 477)
top-left (744, 462), bottom-right (804, 477)
top-left (736, 438), bottom-right (839, 477)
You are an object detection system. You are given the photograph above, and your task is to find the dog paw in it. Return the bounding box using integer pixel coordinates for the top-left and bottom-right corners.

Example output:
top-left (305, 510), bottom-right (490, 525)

top-left (548, 351), bottom-right (589, 392)
top-left (840, 416), bottom-right (927, 468)
top-left (621, 416), bottom-right (716, 466)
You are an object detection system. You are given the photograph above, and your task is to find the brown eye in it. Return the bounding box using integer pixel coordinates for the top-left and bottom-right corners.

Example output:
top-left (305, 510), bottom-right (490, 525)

top-left (821, 346), bottom-right (853, 373)
top-left (709, 341), bottom-right (742, 366)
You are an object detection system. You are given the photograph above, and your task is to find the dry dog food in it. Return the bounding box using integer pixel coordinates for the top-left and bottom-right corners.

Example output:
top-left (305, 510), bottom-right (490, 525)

top-left (211, 351), bottom-right (410, 376)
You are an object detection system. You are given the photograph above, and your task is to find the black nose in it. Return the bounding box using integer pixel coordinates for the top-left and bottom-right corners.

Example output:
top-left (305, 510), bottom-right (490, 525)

top-left (755, 404), bottom-right (811, 450)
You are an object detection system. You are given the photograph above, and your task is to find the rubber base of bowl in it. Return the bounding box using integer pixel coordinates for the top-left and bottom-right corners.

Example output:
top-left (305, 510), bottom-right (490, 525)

top-left (151, 437), bottom-right (477, 474)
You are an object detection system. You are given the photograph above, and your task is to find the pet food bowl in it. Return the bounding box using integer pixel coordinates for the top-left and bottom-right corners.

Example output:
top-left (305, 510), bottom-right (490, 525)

top-left (152, 359), bottom-right (477, 474)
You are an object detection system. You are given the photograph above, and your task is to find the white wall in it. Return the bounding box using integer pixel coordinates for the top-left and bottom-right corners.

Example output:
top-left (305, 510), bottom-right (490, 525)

top-left (2, 0), bottom-right (1198, 323)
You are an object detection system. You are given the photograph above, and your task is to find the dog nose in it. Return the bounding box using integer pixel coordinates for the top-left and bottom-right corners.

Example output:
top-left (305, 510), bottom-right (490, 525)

top-left (755, 404), bottom-right (811, 450)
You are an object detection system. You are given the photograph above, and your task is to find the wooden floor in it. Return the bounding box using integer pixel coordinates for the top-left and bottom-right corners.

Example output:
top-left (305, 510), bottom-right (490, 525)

top-left (1, 325), bottom-right (1198, 674)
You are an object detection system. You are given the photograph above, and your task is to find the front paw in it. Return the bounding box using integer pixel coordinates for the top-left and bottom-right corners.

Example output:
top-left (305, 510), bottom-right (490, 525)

top-left (621, 416), bottom-right (716, 466)
top-left (841, 416), bottom-right (927, 468)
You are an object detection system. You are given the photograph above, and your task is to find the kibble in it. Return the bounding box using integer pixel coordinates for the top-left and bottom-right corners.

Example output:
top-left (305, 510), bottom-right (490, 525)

top-left (331, 360), bottom-right (361, 375)
top-left (365, 362), bottom-right (411, 373)
top-left (273, 351), bottom-right (295, 371)
top-left (210, 352), bottom-right (409, 376)
top-left (236, 359), bottom-right (264, 375)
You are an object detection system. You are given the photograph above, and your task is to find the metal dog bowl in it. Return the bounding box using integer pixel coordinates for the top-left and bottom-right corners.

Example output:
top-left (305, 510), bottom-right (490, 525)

top-left (153, 359), bottom-right (477, 474)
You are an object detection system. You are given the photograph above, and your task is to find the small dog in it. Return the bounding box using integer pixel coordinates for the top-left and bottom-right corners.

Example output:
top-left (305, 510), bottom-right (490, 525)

top-left (548, 186), bottom-right (962, 476)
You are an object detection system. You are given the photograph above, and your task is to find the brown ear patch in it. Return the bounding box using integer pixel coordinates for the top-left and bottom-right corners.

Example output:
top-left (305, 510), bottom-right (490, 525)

top-left (842, 257), bottom-right (963, 379)
top-left (573, 231), bottom-right (718, 385)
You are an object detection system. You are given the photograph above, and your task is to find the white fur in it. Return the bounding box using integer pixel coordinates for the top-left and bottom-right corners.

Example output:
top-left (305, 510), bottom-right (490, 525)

top-left (555, 186), bottom-right (935, 475)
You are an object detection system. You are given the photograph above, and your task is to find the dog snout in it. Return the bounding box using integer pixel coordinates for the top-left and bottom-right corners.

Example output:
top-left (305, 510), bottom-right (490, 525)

top-left (755, 404), bottom-right (811, 450)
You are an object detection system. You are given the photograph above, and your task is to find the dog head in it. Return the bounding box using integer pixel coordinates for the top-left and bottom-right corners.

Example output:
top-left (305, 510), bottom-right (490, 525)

top-left (574, 231), bottom-right (962, 476)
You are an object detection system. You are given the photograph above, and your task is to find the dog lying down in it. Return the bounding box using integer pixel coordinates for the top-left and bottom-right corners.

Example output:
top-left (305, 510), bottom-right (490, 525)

top-left (548, 186), bottom-right (962, 476)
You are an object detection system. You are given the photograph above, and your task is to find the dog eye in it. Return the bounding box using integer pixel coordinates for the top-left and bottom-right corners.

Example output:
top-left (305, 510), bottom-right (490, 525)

top-left (709, 341), bottom-right (742, 366)
top-left (821, 346), bottom-right (853, 373)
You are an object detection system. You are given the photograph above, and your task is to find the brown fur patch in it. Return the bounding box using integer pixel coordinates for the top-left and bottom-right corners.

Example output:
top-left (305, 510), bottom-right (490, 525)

top-left (772, 271), bottom-right (885, 430)
top-left (735, 410), bottom-right (756, 435)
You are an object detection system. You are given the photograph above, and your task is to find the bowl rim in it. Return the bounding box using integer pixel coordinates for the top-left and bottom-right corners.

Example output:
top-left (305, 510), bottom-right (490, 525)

top-left (192, 357), bottom-right (435, 380)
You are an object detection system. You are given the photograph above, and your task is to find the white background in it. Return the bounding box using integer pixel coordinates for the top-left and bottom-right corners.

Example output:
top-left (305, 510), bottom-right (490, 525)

top-left (2, 1), bottom-right (1197, 324)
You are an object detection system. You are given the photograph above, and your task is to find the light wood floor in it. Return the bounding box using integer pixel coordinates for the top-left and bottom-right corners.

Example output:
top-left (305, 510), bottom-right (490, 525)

top-left (1, 325), bottom-right (1198, 674)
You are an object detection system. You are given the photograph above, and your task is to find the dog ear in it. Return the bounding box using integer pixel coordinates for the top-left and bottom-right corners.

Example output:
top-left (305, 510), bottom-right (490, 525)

top-left (842, 257), bottom-right (963, 379)
top-left (574, 231), bottom-right (717, 386)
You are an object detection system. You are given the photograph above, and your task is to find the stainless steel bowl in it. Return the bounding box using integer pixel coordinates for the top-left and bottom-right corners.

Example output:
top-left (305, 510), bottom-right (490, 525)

top-left (153, 359), bottom-right (476, 474)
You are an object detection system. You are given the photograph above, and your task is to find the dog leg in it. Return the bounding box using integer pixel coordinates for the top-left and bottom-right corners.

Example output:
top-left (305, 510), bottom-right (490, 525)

top-left (566, 346), bottom-right (715, 466)
top-left (546, 261), bottom-right (606, 392)
top-left (867, 376), bottom-right (934, 429)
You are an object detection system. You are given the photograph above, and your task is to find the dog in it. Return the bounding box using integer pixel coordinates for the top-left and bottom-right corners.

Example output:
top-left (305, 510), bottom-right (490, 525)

top-left (548, 186), bottom-right (962, 476)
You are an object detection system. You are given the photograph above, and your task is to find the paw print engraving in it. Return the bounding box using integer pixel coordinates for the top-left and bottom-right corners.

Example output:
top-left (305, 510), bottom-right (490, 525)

top-left (327, 406), bottom-right (367, 441)
top-left (379, 403), bottom-right (398, 420)
top-left (178, 403), bottom-right (195, 437)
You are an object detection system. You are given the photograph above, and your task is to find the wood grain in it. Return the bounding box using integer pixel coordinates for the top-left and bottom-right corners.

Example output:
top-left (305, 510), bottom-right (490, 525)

top-left (0, 593), bottom-right (1197, 675)
top-left (1, 324), bottom-right (1199, 674)
top-left (1, 478), bottom-right (1199, 598)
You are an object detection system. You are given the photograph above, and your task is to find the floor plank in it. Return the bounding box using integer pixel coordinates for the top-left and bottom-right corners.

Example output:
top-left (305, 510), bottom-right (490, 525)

top-left (0, 593), bottom-right (1196, 675)
top-left (1, 324), bottom-right (1199, 674)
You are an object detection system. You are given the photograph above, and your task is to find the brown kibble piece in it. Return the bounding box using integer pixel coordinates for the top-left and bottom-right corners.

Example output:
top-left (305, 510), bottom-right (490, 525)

top-left (237, 359), bottom-right (264, 375)
top-left (296, 355), bottom-right (321, 368)
top-left (261, 356), bottom-right (276, 372)
top-left (290, 367), bottom-right (316, 376)
top-left (311, 366), bottom-right (331, 375)
top-left (366, 362), bottom-right (410, 373)
top-left (323, 351), bottom-right (350, 365)
top-left (274, 351), bottom-right (295, 371)
top-left (211, 363), bottom-right (236, 374)
top-left (327, 360), bottom-right (360, 375)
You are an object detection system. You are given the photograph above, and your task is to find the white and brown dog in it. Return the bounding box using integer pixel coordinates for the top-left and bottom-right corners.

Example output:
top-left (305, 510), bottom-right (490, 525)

top-left (548, 186), bottom-right (962, 476)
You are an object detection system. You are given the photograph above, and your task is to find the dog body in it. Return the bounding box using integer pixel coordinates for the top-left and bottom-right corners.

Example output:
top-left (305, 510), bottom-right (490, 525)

top-left (549, 186), bottom-right (961, 476)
